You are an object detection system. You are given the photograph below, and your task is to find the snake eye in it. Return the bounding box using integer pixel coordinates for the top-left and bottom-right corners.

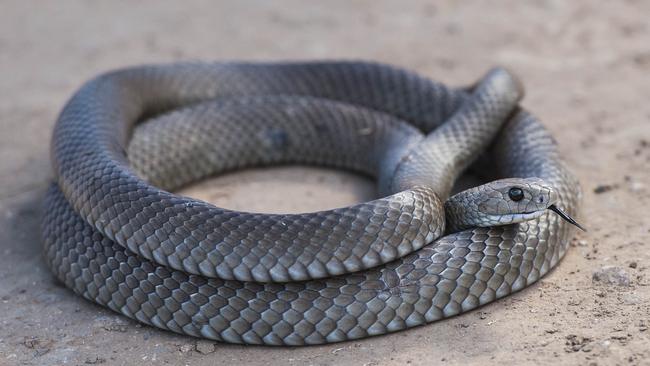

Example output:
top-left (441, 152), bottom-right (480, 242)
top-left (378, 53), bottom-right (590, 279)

top-left (508, 187), bottom-right (524, 201)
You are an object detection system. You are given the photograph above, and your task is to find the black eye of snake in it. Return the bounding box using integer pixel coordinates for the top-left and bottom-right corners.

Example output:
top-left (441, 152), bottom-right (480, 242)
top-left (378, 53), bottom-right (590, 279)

top-left (509, 187), bottom-right (524, 201)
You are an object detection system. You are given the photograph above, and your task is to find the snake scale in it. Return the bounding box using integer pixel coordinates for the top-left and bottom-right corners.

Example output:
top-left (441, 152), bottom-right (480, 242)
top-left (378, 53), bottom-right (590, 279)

top-left (42, 61), bottom-right (582, 345)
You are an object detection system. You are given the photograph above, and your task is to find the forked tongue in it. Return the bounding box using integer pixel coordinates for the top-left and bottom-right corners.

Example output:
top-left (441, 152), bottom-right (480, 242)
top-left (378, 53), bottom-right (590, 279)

top-left (548, 205), bottom-right (586, 231)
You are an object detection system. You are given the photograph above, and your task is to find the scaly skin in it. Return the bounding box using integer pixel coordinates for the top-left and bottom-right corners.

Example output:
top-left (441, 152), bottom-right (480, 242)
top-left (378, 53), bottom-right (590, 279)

top-left (42, 61), bottom-right (581, 345)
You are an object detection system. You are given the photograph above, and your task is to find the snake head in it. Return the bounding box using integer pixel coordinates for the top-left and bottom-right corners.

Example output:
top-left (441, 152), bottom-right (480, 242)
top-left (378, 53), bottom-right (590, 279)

top-left (445, 177), bottom-right (584, 232)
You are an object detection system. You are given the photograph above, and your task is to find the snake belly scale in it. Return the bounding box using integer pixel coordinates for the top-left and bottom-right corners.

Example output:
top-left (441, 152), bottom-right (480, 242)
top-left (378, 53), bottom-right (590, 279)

top-left (42, 61), bottom-right (582, 345)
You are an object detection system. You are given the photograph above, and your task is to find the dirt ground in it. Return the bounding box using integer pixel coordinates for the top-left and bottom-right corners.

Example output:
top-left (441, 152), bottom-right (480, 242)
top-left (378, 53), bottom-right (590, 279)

top-left (1, 1), bottom-right (649, 365)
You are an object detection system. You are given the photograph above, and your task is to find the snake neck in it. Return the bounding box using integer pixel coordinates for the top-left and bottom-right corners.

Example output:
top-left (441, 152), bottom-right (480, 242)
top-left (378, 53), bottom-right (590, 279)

top-left (381, 67), bottom-right (523, 200)
top-left (444, 193), bottom-right (478, 233)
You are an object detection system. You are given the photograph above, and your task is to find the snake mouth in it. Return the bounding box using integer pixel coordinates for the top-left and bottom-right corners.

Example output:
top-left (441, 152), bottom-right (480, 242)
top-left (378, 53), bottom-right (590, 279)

top-left (518, 210), bottom-right (547, 222)
top-left (485, 210), bottom-right (545, 226)
top-left (548, 204), bottom-right (586, 231)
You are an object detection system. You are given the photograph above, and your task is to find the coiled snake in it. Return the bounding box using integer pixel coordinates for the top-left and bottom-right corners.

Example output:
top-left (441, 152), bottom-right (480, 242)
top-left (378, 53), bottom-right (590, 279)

top-left (42, 61), bottom-right (583, 345)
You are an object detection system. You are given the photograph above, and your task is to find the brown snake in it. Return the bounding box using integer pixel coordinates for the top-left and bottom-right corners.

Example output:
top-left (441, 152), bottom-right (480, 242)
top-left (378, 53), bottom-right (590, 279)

top-left (42, 61), bottom-right (582, 345)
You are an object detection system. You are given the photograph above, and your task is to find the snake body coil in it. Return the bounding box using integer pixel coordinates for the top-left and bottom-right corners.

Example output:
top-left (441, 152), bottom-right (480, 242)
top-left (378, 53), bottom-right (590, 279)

top-left (42, 62), bottom-right (581, 345)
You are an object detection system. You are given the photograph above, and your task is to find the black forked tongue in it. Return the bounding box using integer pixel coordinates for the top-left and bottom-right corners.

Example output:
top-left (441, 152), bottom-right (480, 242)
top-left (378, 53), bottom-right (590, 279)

top-left (548, 205), bottom-right (586, 231)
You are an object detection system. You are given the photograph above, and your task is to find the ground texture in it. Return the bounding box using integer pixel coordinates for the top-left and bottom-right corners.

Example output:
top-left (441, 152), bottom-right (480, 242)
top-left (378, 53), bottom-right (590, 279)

top-left (1, 1), bottom-right (649, 365)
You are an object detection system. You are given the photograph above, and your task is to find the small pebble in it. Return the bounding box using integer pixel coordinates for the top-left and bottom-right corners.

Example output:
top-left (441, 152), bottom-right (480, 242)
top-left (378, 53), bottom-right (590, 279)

top-left (195, 340), bottom-right (216, 354)
top-left (629, 181), bottom-right (645, 192)
top-left (179, 344), bottom-right (194, 354)
top-left (34, 348), bottom-right (51, 357)
top-left (620, 293), bottom-right (641, 305)
top-left (565, 334), bottom-right (592, 353)
top-left (592, 266), bottom-right (631, 286)
top-left (593, 184), bottom-right (617, 194)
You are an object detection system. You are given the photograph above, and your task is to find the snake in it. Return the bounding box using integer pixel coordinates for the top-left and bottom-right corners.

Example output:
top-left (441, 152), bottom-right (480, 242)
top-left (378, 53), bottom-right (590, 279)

top-left (41, 61), bottom-right (583, 345)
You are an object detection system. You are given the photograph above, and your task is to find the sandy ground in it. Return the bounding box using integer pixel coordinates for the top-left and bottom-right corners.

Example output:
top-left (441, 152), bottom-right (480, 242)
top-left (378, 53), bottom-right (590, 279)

top-left (1, 1), bottom-right (649, 365)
